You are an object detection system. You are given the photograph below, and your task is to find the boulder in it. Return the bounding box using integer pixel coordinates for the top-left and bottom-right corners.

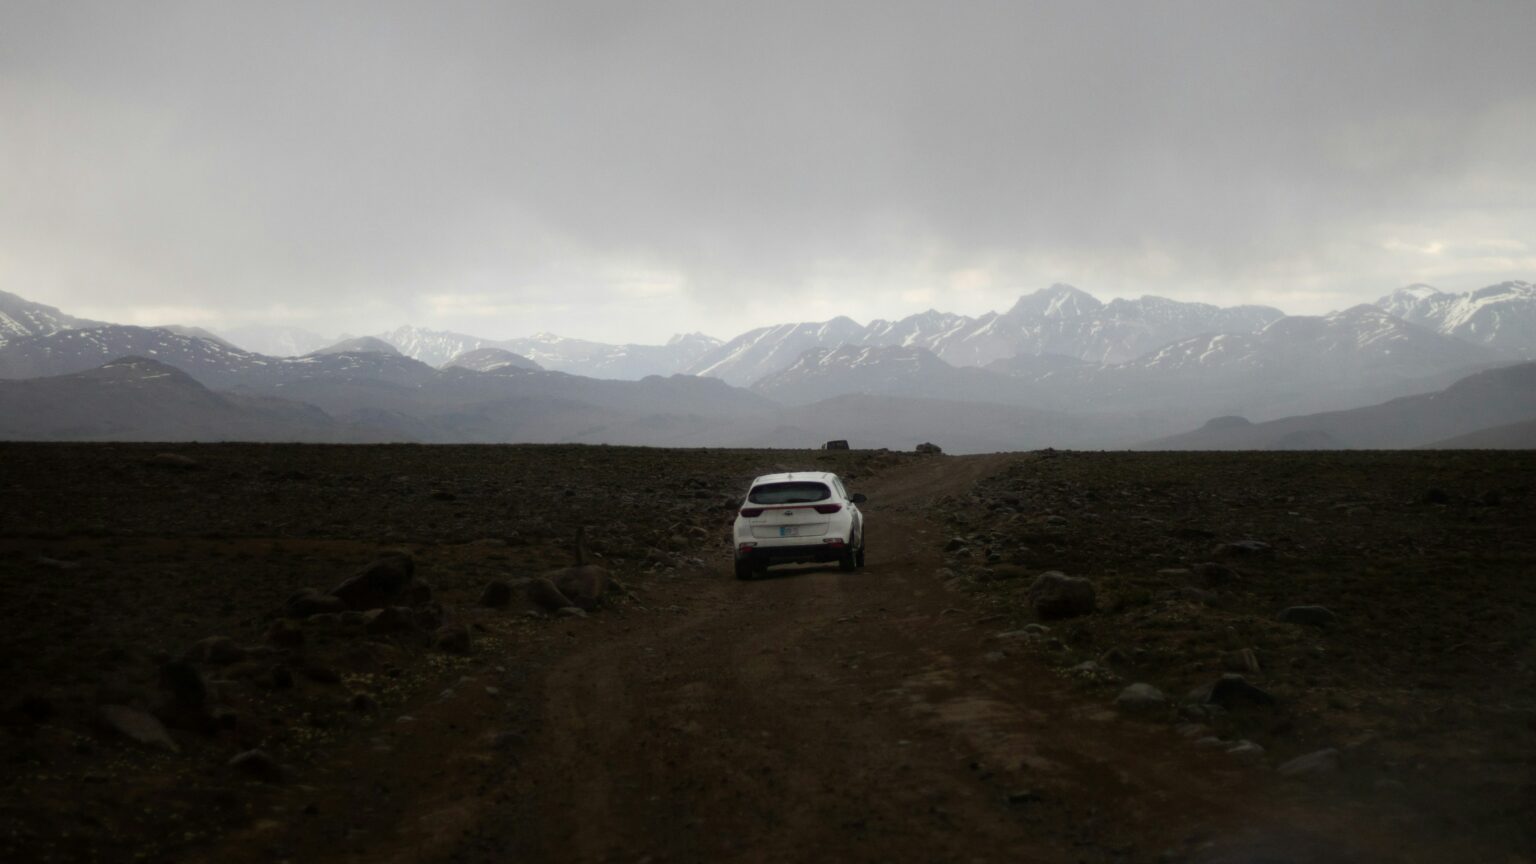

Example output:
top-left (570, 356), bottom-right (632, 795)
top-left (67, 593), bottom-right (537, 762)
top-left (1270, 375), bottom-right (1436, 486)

top-left (477, 580), bottom-right (515, 608)
top-left (405, 581), bottom-right (434, 607)
top-left (329, 553), bottom-right (415, 611)
top-left (527, 578), bottom-right (574, 611)
top-left (1278, 605), bottom-right (1337, 627)
top-left (1027, 571), bottom-right (1096, 620)
top-left (915, 442), bottom-right (943, 455)
top-left (265, 619), bottom-right (305, 648)
top-left (98, 705), bottom-right (179, 752)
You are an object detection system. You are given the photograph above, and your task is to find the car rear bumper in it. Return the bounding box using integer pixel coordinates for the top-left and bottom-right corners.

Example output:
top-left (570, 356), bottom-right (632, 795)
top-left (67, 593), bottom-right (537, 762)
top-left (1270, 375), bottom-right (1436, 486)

top-left (736, 542), bottom-right (846, 566)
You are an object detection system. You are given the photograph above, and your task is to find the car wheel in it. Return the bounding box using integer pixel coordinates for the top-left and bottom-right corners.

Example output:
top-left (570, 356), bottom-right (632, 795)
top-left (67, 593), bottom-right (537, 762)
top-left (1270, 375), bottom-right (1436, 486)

top-left (735, 560), bottom-right (754, 581)
top-left (855, 542), bottom-right (866, 569)
top-left (838, 546), bottom-right (856, 572)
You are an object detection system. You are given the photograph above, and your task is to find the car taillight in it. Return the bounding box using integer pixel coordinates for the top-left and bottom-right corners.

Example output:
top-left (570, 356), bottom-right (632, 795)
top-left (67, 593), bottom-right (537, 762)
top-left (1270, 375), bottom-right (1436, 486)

top-left (813, 504), bottom-right (842, 514)
top-left (739, 507), bottom-right (764, 517)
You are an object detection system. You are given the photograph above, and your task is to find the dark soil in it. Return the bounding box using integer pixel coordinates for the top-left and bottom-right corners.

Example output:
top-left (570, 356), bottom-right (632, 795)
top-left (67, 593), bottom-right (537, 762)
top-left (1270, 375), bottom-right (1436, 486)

top-left (0, 443), bottom-right (1532, 863)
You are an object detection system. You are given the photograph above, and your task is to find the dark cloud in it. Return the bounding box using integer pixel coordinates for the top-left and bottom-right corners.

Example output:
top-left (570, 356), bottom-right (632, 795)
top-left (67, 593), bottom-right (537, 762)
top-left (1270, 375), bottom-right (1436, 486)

top-left (2, 1), bottom-right (1533, 340)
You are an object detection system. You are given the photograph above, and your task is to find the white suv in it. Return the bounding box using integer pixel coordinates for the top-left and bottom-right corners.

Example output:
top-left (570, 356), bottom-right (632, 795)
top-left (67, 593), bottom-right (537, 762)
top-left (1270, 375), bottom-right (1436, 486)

top-left (732, 472), bottom-right (866, 580)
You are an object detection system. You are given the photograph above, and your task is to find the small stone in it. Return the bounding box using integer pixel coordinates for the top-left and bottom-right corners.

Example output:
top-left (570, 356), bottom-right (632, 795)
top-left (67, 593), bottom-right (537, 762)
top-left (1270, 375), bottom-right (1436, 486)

top-left (1277, 748), bottom-right (1341, 777)
top-left (435, 624), bottom-right (473, 655)
top-left (330, 553), bottom-right (415, 611)
top-left (363, 606), bottom-right (415, 635)
top-left (228, 749), bottom-right (286, 783)
top-left (159, 661), bottom-right (207, 707)
top-left (1213, 540), bottom-right (1273, 559)
top-left (1027, 571), bottom-right (1096, 620)
top-left (944, 537), bottom-right (967, 552)
top-left (477, 580), bottom-right (515, 608)
top-left (556, 606), bottom-right (588, 619)
top-left (1191, 562), bottom-right (1238, 587)
top-left (349, 693), bottom-right (379, 713)
top-left (1005, 789), bottom-right (1041, 804)
top-left (265, 619), bottom-right (305, 648)
top-left (1190, 674), bottom-right (1276, 710)
top-left (184, 637), bottom-right (246, 666)
top-left (97, 705), bottom-right (179, 752)
top-left (1116, 683), bottom-right (1168, 717)
top-left (1225, 740), bottom-right (1266, 760)
top-left (405, 581), bottom-right (434, 607)
top-left (1278, 605), bottom-right (1337, 627)
top-left (285, 589), bottom-right (345, 619)
top-left (527, 577), bottom-right (575, 611)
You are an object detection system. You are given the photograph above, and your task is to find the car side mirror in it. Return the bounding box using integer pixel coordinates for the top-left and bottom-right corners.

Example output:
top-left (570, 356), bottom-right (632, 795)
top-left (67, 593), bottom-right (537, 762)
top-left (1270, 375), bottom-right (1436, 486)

top-left (851, 493), bottom-right (867, 504)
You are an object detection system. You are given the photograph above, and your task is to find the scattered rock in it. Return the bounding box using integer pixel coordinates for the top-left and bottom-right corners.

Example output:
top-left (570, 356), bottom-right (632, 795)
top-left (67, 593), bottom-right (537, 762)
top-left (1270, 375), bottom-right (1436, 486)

top-left (477, 580), bottom-right (515, 608)
top-left (412, 604), bottom-right (443, 631)
top-left (435, 624), bottom-right (473, 655)
top-left (1191, 562), bottom-right (1238, 587)
top-left (159, 661), bottom-right (207, 708)
top-left (184, 636), bottom-right (245, 666)
top-left (977, 564), bottom-right (1030, 582)
top-left (405, 581), bottom-right (434, 607)
top-left (1278, 748), bottom-right (1341, 777)
top-left (349, 693), bottom-right (379, 713)
top-left (363, 606), bottom-right (415, 635)
top-left (1213, 540), bottom-right (1273, 559)
top-left (944, 537), bottom-right (968, 553)
top-left (527, 577), bottom-right (575, 611)
top-left (1190, 674), bottom-right (1276, 710)
top-left (147, 452), bottom-right (201, 471)
top-left (97, 705), bottom-right (178, 752)
top-left (265, 619), bottom-right (305, 648)
top-left (1027, 571), bottom-right (1096, 620)
top-left (228, 749), bottom-right (286, 783)
top-left (1225, 740), bottom-right (1266, 760)
top-left (1278, 605), bottom-right (1337, 627)
top-left (329, 553), bottom-right (415, 611)
top-left (300, 664), bottom-right (341, 685)
top-left (284, 589), bottom-right (346, 619)
top-left (1116, 683), bottom-right (1168, 717)
top-left (556, 606), bottom-right (589, 619)
top-left (549, 565), bottom-right (610, 611)
top-left (1421, 488), bottom-right (1451, 505)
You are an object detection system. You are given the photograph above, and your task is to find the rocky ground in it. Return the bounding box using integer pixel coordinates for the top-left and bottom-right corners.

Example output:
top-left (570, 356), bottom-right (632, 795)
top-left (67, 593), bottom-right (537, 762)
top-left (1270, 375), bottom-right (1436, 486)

top-left (0, 443), bottom-right (1532, 863)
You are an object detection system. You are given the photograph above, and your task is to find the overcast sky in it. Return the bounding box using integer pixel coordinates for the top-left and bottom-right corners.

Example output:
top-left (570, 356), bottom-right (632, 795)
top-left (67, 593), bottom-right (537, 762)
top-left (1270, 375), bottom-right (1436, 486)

top-left (3, 1), bottom-right (1534, 344)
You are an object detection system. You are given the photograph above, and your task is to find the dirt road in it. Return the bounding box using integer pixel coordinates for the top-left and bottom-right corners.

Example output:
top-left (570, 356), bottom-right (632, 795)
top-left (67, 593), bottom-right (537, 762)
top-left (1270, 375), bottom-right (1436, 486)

top-left (177, 452), bottom-right (1475, 864)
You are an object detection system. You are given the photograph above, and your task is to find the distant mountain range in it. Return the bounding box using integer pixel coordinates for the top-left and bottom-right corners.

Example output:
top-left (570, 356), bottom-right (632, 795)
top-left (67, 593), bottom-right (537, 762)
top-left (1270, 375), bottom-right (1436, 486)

top-left (0, 281), bottom-right (1533, 450)
top-left (1147, 361), bottom-right (1536, 450)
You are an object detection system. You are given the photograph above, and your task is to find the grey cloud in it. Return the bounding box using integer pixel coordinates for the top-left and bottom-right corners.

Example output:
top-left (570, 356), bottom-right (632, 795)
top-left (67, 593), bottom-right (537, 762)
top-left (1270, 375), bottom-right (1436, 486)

top-left (2, 0), bottom-right (1534, 340)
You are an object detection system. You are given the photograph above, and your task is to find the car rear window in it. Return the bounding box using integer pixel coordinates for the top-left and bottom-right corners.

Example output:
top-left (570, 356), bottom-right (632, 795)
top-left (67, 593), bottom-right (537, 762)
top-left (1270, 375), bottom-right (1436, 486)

top-left (748, 481), bottom-right (832, 505)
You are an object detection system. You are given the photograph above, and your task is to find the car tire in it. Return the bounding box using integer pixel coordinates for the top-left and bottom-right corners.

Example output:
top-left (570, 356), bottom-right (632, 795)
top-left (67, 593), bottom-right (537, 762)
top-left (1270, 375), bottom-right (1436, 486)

top-left (838, 546), bottom-right (856, 572)
top-left (735, 560), bottom-right (755, 581)
top-left (855, 542), bottom-right (866, 569)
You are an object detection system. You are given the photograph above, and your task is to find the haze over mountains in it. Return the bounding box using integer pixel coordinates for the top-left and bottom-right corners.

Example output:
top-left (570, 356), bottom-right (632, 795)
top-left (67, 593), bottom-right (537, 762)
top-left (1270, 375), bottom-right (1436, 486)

top-left (1, 282), bottom-right (1533, 450)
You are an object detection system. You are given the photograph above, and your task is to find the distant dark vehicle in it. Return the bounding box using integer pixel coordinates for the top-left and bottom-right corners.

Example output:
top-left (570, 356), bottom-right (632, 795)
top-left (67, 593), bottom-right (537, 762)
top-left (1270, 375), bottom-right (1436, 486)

top-left (915, 442), bottom-right (942, 454)
top-left (823, 439), bottom-right (849, 450)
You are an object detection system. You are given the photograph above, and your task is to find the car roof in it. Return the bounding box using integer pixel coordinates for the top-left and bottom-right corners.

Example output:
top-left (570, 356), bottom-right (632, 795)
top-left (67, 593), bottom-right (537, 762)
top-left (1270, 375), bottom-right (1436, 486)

top-left (750, 472), bottom-right (839, 485)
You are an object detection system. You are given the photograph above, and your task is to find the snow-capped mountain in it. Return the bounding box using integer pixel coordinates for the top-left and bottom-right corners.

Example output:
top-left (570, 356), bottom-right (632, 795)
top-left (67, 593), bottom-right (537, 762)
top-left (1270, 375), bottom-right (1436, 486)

top-left (687, 317), bottom-right (868, 386)
top-left (0, 289), bottom-right (104, 347)
top-left (0, 325), bottom-right (278, 388)
top-left (750, 344), bottom-right (1030, 406)
top-left (443, 347), bottom-right (542, 373)
top-left (690, 284), bottom-right (1284, 384)
top-left (1374, 281), bottom-right (1536, 357)
top-left (376, 325), bottom-right (501, 368)
top-left (500, 331), bottom-right (723, 380)
top-left (219, 324), bottom-right (335, 357)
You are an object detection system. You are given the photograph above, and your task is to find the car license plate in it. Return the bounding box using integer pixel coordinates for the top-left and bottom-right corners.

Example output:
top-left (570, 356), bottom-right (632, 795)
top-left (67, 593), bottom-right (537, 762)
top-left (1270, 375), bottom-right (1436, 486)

top-left (779, 525), bottom-right (798, 537)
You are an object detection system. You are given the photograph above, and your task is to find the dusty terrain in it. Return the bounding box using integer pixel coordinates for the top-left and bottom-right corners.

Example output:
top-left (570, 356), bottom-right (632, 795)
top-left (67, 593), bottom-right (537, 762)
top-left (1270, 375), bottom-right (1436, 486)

top-left (1, 443), bottom-right (1533, 863)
